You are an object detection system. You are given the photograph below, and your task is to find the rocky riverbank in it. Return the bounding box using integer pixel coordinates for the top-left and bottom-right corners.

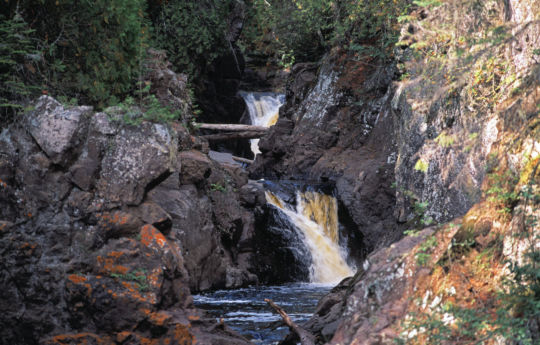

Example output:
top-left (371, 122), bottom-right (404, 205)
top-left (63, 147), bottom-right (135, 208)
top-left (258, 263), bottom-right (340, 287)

top-left (0, 87), bottom-right (267, 343)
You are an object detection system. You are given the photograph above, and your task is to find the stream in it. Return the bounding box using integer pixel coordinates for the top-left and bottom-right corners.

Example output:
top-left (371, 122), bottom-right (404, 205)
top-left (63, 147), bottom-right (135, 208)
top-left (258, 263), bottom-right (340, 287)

top-left (195, 91), bottom-right (352, 344)
top-left (193, 283), bottom-right (333, 344)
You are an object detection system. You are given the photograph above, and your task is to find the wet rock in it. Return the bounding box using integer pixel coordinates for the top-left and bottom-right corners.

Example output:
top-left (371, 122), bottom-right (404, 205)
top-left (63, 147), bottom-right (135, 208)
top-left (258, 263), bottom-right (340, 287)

top-left (251, 58), bottom-right (401, 255)
top-left (239, 180), bottom-right (266, 207)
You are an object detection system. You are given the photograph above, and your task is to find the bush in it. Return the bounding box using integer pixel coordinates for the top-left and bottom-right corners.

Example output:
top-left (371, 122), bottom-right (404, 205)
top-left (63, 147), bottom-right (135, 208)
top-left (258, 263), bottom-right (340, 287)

top-left (2, 0), bottom-right (149, 108)
top-left (241, 0), bottom-right (410, 64)
top-left (0, 11), bottom-right (41, 123)
top-left (150, 0), bottom-right (234, 79)
top-left (242, 0), bottom-right (333, 63)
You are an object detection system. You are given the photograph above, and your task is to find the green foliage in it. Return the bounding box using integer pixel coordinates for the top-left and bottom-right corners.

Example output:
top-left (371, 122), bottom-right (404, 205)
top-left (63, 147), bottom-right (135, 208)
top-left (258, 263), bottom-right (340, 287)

top-left (110, 268), bottom-right (149, 291)
top-left (2, 0), bottom-right (148, 108)
top-left (210, 182), bottom-right (227, 192)
top-left (336, 0), bottom-right (410, 59)
top-left (0, 11), bottom-right (41, 122)
top-left (151, 0), bottom-right (233, 79)
top-left (414, 158), bottom-right (429, 173)
top-left (108, 91), bottom-right (181, 126)
top-left (486, 169), bottom-right (519, 213)
top-left (434, 132), bottom-right (455, 148)
top-left (414, 201), bottom-right (434, 226)
top-left (415, 235), bottom-right (437, 266)
top-left (412, 0), bottom-right (441, 8)
top-left (242, 0), bottom-right (410, 64)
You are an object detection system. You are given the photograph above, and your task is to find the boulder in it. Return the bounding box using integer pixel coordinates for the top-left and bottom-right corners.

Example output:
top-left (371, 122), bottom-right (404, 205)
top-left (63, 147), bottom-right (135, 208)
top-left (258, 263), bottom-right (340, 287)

top-left (178, 149), bottom-right (213, 185)
top-left (97, 122), bottom-right (177, 205)
top-left (25, 96), bottom-right (92, 166)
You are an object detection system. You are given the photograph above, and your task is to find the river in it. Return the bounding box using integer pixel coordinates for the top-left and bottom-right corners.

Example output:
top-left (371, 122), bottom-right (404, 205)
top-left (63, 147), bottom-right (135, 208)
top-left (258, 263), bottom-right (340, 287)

top-left (193, 283), bottom-right (333, 344)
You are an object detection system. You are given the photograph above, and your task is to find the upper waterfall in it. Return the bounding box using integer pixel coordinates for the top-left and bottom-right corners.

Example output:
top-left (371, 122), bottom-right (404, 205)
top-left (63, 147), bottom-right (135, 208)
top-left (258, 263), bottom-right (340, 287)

top-left (239, 92), bottom-right (285, 155)
top-left (266, 190), bottom-right (355, 284)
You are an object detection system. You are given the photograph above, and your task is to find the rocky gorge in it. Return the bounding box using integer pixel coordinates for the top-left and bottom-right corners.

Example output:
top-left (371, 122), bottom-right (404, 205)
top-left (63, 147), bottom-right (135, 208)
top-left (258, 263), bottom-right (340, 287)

top-left (0, 0), bottom-right (539, 344)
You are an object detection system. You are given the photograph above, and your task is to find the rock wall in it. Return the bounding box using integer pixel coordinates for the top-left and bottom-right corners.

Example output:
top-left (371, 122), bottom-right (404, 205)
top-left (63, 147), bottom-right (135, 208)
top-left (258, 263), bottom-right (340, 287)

top-left (267, 0), bottom-right (539, 343)
top-left (0, 95), bottom-right (258, 344)
top-left (250, 56), bottom-right (402, 255)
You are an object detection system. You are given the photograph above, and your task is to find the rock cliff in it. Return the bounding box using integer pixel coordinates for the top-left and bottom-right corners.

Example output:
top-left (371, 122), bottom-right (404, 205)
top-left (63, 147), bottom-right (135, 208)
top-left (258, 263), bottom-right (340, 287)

top-left (0, 94), bottom-right (259, 344)
top-left (252, 0), bottom-right (539, 343)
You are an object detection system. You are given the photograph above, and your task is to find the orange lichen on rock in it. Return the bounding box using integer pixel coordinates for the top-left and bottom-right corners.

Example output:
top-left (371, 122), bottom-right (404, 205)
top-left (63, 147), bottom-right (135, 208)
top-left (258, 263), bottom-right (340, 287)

top-left (107, 251), bottom-right (124, 258)
top-left (146, 268), bottom-right (162, 289)
top-left (172, 324), bottom-right (194, 345)
top-left (67, 274), bottom-right (87, 284)
top-left (140, 337), bottom-right (160, 345)
top-left (140, 224), bottom-right (167, 249)
top-left (96, 255), bottom-right (129, 275)
top-left (148, 311), bottom-right (171, 326)
top-left (116, 331), bottom-right (132, 343)
top-left (19, 242), bottom-right (38, 255)
top-left (46, 332), bottom-right (110, 345)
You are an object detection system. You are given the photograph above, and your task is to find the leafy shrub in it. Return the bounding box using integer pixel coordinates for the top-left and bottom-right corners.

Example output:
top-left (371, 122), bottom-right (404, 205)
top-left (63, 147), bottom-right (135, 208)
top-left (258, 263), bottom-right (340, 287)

top-left (150, 0), bottom-right (234, 79)
top-left (107, 93), bottom-right (182, 126)
top-left (0, 11), bottom-right (41, 123)
top-left (414, 158), bottom-right (429, 173)
top-left (242, 0), bottom-right (410, 64)
top-left (2, 0), bottom-right (149, 108)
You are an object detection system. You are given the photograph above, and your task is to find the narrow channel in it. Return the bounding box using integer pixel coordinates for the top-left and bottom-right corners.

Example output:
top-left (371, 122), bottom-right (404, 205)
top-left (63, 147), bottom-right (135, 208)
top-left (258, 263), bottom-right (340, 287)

top-left (194, 92), bottom-right (356, 344)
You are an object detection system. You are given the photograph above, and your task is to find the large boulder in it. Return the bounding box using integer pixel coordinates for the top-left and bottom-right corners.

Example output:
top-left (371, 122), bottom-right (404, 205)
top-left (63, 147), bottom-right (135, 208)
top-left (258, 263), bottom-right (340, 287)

top-left (25, 96), bottom-right (93, 166)
top-left (97, 122), bottom-right (177, 205)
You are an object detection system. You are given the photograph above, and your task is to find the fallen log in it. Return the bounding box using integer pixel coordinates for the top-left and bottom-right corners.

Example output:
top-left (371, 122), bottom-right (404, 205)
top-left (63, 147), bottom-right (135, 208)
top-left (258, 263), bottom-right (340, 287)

top-left (195, 123), bottom-right (268, 132)
top-left (264, 298), bottom-right (316, 345)
top-left (201, 131), bottom-right (266, 141)
top-left (232, 156), bottom-right (254, 164)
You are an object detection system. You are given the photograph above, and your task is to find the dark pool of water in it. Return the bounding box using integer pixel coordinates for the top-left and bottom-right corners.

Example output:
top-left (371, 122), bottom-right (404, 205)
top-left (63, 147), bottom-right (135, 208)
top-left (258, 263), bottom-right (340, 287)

top-left (193, 283), bottom-right (332, 344)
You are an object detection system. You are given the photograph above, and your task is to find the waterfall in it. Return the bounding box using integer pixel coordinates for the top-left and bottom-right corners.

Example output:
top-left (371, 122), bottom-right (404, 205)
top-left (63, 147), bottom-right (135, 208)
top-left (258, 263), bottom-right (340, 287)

top-left (265, 190), bottom-right (355, 284)
top-left (239, 92), bottom-right (285, 155)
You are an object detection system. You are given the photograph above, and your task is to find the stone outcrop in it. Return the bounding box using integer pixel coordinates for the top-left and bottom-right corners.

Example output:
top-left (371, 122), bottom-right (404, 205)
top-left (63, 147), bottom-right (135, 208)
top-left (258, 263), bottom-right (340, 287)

top-left (0, 96), bottom-right (257, 344)
top-left (262, 0), bottom-right (539, 344)
top-left (251, 57), bottom-right (402, 255)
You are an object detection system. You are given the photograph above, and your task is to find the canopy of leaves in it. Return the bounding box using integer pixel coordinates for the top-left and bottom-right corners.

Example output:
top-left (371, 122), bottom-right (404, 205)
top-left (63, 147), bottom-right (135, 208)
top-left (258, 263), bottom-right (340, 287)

top-left (241, 0), bottom-right (410, 64)
top-left (149, 0), bottom-right (234, 80)
top-left (1, 0), bottom-right (149, 109)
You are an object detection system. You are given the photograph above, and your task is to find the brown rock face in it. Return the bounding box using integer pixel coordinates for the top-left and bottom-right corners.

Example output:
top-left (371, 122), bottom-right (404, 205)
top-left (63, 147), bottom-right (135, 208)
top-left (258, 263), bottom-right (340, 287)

top-left (0, 96), bottom-right (254, 345)
top-left (251, 59), bottom-right (402, 255)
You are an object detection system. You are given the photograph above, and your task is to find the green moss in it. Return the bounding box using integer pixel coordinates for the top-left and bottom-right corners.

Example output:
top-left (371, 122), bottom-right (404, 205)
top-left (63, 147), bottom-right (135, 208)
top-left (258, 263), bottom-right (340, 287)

top-left (434, 132), bottom-right (455, 148)
top-left (415, 158), bottom-right (429, 173)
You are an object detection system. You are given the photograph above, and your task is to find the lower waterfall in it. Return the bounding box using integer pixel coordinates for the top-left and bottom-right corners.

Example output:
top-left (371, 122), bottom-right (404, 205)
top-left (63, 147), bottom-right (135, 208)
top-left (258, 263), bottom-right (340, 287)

top-left (266, 190), bottom-right (355, 284)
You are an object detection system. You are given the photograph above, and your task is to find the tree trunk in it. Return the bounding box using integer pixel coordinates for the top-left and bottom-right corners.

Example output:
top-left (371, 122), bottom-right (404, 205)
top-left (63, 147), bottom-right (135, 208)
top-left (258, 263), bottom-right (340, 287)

top-left (265, 298), bottom-right (316, 345)
top-left (195, 123), bottom-right (268, 132)
top-left (201, 131), bottom-right (266, 141)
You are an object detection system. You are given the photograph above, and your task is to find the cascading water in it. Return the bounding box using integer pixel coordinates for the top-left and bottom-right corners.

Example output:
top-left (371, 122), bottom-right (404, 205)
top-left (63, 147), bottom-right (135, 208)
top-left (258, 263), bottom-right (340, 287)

top-left (195, 94), bottom-right (354, 344)
top-left (266, 190), bottom-right (355, 284)
top-left (194, 189), bottom-right (355, 344)
top-left (239, 92), bottom-right (285, 155)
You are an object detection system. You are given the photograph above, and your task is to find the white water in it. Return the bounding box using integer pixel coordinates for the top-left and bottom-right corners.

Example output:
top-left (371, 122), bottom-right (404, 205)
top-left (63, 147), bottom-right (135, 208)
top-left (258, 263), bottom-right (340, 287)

top-left (194, 283), bottom-right (332, 344)
top-left (239, 92), bottom-right (285, 155)
top-left (266, 191), bottom-right (355, 284)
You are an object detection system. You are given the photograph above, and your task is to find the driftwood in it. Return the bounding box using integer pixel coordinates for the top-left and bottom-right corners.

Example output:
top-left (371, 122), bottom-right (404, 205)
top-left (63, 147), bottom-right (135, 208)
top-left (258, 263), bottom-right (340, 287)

top-left (232, 156), bottom-right (254, 164)
top-left (265, 298), bottom-right (316, 345)
top-left (195, 123), bottom-right (268, 132)
top-left (201, 131), bottom-right (266, 141)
